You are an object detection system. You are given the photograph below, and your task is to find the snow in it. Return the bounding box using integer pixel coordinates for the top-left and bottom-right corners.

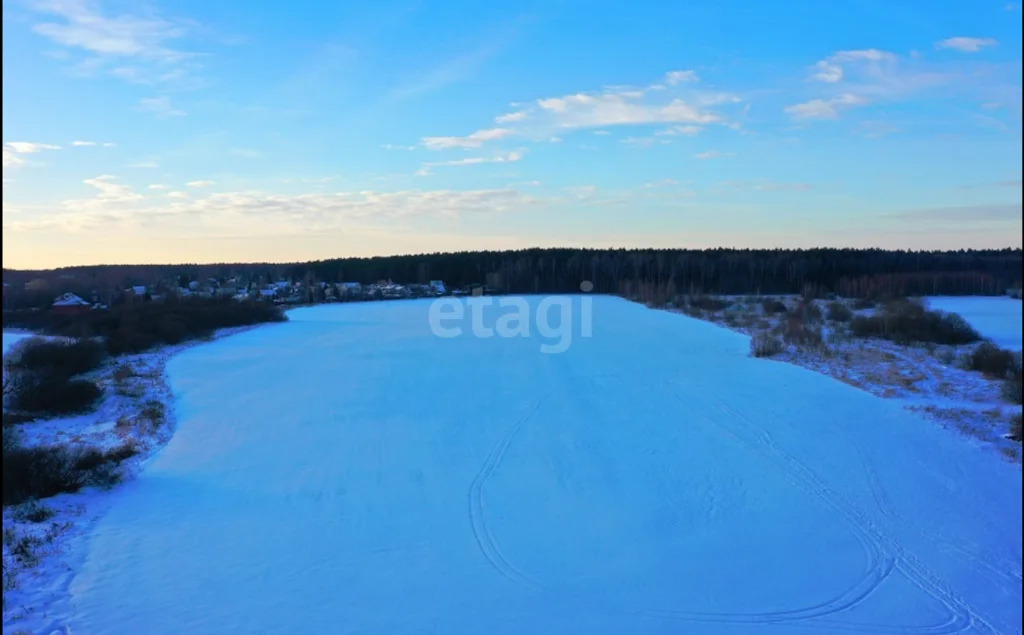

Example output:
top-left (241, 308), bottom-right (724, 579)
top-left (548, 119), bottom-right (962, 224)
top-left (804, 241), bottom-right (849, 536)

top-left (53, 298), bottom-right (1023, 633)
top-left (3, 330), bottom-right (34, 355)
top-left (927, 296), bottom-right (1023, 351)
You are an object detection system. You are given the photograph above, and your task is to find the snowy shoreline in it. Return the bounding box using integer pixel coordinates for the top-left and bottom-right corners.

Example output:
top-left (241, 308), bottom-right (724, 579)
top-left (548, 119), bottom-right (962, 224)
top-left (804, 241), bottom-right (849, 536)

top-left (2, 324), bottom-right (262, 632)
top-left (661, 295), bottom-right (1023, 460)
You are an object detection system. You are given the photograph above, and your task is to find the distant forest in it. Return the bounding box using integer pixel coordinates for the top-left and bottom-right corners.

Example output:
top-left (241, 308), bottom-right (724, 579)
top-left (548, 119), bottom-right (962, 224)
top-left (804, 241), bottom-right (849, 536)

top-left (3, 248), bottom-right (1022, 310)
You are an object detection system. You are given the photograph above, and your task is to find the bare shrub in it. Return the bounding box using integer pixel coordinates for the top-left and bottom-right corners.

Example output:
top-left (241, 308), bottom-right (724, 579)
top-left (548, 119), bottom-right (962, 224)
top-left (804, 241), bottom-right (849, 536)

top-left (967, 343), bottom-right (1017, 377)
top-left (113, 364), bottom-right (137, 383)
top-left (761, 298), bottom-right (788, 314)
top-left (797, 299), bottom-right (823, 324)
top-left (1003, 370), bottom-right (1022, 405)
top-left (850, 300), bottom-right (980, 345)
top-left (141, 400), bottom-right (166, 426)
top-left (8, 376), bottom-right (102, 415)
top-left (685, 295), bottom-right (732, 312)
top-left (12, 500), bottom-right (55, 523)
top-left (9, 338), bottom-right (106, 377)
top-left (751, 332), bottom-right (784, 358)
top-left (780, 312), bottom-right (824, 348)
top-left (3, 438), bottom-right (137, 506)
top-left (827, 301), bottom-right (853, 322)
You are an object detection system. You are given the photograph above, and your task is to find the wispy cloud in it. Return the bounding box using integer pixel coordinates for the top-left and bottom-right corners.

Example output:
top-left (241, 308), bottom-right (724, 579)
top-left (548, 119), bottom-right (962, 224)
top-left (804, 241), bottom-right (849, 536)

top-left (642, 178), bottom-right (680, 188)
top-left (389, 29), bottom-right (516, 101)
top-left (810, 49), bottom-right (898, 84)
top-left (139, 96), bottom-right (185, 117)
top-left (422, 128), bottom-right (513, 150)
top-left (936, 37), bottom-right (998, 53)
top-left (620, 136), bottom-right (671, 147)
top-left (9, 187), bottom-right (541, 235)
top-left (694, 150), bottom-right (736, 159)
top-left (148, 184), bottom-right (168, 190)
top-left (58, 175), bottom-right (143, 215)
top-left (186, 180), bottom-right (216, 188)
top-left (785, 93), bottom-right (867, 120)
top-left (2, 141), bottom-right (61, 168)
top-left (126, 161), bottom-right (159, 168)
top-left (495, 111), bottom-right (528, 123)
top-left (536, 91), bottom-right (722, 129)
top-left (418, 70), bottom-right (740, 151)
top-left (417, 151), bottom-right (523, 175)
top-left (664, 70), bottom-right (700, 85)
top-left (28, 0), bottom-right (200, 86)
top-left (719, 180), bottom-right (813, 192)
top-left (656, 125), bottom-right (704, 136)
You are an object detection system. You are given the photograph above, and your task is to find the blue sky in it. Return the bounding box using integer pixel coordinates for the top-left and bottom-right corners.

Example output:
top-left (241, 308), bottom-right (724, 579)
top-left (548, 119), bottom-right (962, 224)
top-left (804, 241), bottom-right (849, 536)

top-left (2, 0), bottom-right (1021, 268)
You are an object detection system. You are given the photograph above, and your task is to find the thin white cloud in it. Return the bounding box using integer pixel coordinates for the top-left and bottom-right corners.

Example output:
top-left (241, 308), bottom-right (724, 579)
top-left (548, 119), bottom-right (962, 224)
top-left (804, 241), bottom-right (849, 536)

top-left (810, 49), bottom-right (897, 84)
top-left (620, 136), bottom-right (671, 147)
top-left (14, 187), bottom-right (541, 234)
top-left (72, 140), bottom-right (97, 146)
top-left (592, 130), bottom-right (611, 136)
top-left (664, 70), bottom-right (700, 85)
top-left (149, 184), bottom-right (168, 190)
top-left (642, 178), bottom-right (680, 188)
top-left (103, 142), bottom-right (117, 147)
top-left (655, 125), bottom-right (703, 136)
top-left (419, 70), bottom-right (739, 149)
top-left (936, 37), bottom-right (998, 53)
top-left (139, 96), bottom-right (185, 117)
top-left (381, 144), bottom-right (416, 151)
top-left (422, 128), bottom-right (513, 150)
top-left (186, 180), bottom-right (216, 188)
top-left (720, 180), bottom-right (813, 192)
top-left (389, 34), bottom-right (512, 100)
top-left (785, 93), bottom-right (867, 120)
top-left (28, 0), bottom-right (198, 85)
top-left (126, 161), bottom-right (159, 168)
top-left (2, 141), bottom-right (61, 168)
top-left (4, 142), bottom-right (61, 154)
top-left (418, 151), bottom-right (524, 175)
top-left (495, 111), bottom-right (528, 123)
top-left (694, 151), bottom-right (736, 159)
top-left (63, 175), bottom-right (143, 210)
top-left (812, 60), bottom-right (843, 83)
top-left (537, 92), bottom-right (721, 128)
top-left (833, 49), bottom-right (897, 63)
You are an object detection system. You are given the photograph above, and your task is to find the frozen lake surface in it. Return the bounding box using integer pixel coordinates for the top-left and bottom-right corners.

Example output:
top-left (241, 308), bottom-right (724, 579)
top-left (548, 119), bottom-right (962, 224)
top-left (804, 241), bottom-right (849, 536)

top-left (67, 297), bottom-right (1022, 634)
top-left (927, 296), bottom-right (1023, 351)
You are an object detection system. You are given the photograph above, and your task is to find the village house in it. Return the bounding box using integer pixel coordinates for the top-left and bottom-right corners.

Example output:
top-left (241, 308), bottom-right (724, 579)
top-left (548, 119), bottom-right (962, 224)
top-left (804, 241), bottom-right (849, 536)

top-left (51, 292), bottom-right (92, 315)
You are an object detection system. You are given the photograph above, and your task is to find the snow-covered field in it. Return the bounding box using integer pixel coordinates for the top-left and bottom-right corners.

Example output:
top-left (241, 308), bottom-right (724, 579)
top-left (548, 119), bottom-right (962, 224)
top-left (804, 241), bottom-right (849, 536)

top-left (927, 297), bottom-right (1023, 351)
top-left (53, 298), bottom-right (1024, 633)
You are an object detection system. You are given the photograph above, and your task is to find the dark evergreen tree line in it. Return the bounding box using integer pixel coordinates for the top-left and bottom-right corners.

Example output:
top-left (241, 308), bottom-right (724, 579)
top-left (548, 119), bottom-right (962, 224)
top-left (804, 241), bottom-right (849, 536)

top-left (3, 247), bottom-right (1021, 311)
